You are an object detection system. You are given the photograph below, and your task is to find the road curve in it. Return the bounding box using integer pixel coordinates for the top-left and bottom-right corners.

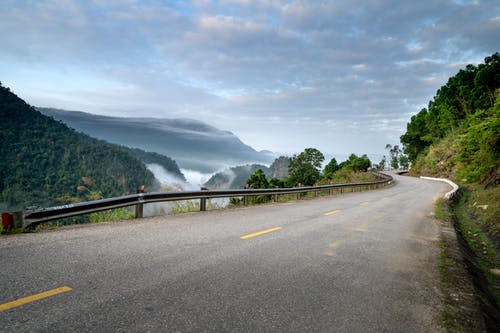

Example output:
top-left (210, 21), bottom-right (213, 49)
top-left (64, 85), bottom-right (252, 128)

top-left (0, 174), bottom-right (451, 332)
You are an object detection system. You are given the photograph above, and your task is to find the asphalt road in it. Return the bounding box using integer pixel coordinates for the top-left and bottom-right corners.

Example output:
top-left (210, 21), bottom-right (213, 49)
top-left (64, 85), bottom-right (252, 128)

top-left (0, 174), bottom-right (451, 332)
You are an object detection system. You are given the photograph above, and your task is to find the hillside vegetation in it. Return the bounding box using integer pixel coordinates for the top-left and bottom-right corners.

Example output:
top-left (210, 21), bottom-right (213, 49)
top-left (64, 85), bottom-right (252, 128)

top-left (401, 53), bottom-right (499, 183)
top-left (0, 83), bottom-right (157, 212)
top-left (400, 53), bottom-right (500, 322)
top-left (401, 53), bottom-right (499, 237)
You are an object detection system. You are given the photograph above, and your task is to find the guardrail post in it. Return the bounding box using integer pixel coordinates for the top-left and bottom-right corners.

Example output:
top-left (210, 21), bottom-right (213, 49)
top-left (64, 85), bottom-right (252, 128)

top-left (135, 195), bottom-right (144, 218)
top-left (200, 187), bottom-right (208, 211)
top-left (274, 193), bottom-right (278, 202)
top-left (135, 203), bottom-right (143, 218)
top-left (243, 195), bottom-right (248, 206)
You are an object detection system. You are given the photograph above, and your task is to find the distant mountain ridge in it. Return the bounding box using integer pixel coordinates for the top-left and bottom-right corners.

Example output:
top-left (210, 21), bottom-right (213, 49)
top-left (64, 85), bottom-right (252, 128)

top-left (38, 108), bottom-right (275, 173)
top-left (0, 84), bottom-right (159, 212)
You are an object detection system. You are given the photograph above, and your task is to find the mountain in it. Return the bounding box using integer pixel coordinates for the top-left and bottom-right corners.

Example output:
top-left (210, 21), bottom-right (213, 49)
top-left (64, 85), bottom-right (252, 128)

top-left (204, 164), bottom-right (269, 189)
top-left (127, 148), bottom-right (185, 182)
top-left (38, 108), bottom-right (275, 173)
top-left (0, 83), bottom-right (157, 212)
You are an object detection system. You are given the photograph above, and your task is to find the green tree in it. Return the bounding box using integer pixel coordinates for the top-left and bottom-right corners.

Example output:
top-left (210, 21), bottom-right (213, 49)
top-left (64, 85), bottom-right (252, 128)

top-left (246, 169), bottom-right (269, 189)
top-left (346, 154), bottom-right (372, 172)
top-left (288, 148), bottom-right (325, 186)
top-left (323, 157), bottom-right (339, 179)
top-left (385, 144), bottom-right (402, 169)
top-left (399, 155), bottom-right (409, 170)
top-left (376, 155), bottom-right (387, 171)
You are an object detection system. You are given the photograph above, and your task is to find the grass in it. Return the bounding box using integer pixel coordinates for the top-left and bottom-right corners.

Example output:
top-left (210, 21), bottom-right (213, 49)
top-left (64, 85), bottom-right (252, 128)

top-left (88, 207), bottom-right (135, 223)
top-left (451, 190), bottom-right (500, 302)
top-left (438, 240), bottom-right (467, 332)
top-left (434, 187), bottom-right (500, 331)
top-left (435, 197), bottom-right (480, 332)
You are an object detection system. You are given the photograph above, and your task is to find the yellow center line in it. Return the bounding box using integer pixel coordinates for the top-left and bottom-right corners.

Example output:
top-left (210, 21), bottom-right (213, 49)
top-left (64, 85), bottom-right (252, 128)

top-left (0, 286), bottom-right (72, 312)
top-left (240, 227), bottom-right (282, 239)
top-left (324, 210), bottom-right (341, 216)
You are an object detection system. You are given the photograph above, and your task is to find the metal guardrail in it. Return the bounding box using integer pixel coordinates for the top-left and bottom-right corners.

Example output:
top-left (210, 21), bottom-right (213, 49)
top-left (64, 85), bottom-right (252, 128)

top-left (6, 172), bottom-right (393, 229)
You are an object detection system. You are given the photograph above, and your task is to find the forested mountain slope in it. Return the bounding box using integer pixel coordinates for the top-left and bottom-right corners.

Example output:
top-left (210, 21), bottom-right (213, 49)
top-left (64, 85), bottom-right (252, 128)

top-left (401, 52), bottom-right (499, 182)
top-left (0, 83), bottom-right (156, 212)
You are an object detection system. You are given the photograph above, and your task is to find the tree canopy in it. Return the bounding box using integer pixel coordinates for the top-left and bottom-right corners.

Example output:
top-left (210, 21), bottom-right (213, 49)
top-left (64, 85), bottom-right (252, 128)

top-left (288, 148), bottom-right (325, 186)
top-left (401, 53), bottom-right (500, 163)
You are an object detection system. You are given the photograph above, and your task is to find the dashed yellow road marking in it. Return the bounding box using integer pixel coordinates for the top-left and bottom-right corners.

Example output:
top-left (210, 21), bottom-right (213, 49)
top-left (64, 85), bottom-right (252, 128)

top-left (324, 241), bottom-right (341, 256)
top-left (360, 201), bottom-right (370, 206)
top-left (354, 226), bottom-right (368, 232)
top-left (240, 227), bottom-right (282, 239)
top-left (0, 286), bottom-right (72, 312)
top-left (324, 210), bottom-right (341, 216)
top-left (324, 250), bottom-right (336, 257)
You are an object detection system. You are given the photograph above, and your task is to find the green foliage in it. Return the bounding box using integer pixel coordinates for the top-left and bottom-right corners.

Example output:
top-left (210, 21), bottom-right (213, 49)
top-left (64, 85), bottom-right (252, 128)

top-left (268, 178), bottom-right (286, 188)
top-left (327, 168), bottom-right (378, 184)
top-left (0, 83), bottom-right (155, 212)
top-left (246, 169), bottom-right (269, 189)
top-left (375, 155), bottom-right (387, 171)
top-left (343, 154), bottom-right (372, 172)
top-left (288, 148), bottom-right (325, 186)
top-left (451, 191), bottom-right (500, 302)
top-left (245, 169), bottom-right (272, 203)
top-left (401, 53), bottom-right (500, 163)
top-left (409, 94), bottom-right (500, 184)
top-left (385, 144), bottom-right (407, 169)
top-left (88, 207), bottom-right (135, 223)
top-left (322, 157), bottom-right (339, 179)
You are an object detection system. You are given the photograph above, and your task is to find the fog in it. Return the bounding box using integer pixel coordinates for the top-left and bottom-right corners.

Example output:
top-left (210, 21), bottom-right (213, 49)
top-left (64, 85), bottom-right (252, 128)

top-left (144, 164), bottom-right (228, 217)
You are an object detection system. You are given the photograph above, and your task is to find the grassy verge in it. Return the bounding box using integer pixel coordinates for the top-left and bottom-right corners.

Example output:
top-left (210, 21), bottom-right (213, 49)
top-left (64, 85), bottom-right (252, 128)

top-left (434, 189), bottom-right (500, 332)
top-left (452, 188), bottom-right (500, 304)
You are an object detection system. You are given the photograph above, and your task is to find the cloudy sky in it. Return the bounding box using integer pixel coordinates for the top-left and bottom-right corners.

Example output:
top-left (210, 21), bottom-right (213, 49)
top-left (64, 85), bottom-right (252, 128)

top-left (1, 0), bottom-right (499, 159)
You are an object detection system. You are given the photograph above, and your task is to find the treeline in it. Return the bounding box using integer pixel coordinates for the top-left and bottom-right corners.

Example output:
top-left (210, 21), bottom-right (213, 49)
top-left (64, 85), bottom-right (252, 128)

top-left (205, 149), bottom-right (375, 190)
top-left (245, 148), bottom-right (374, 190)
top-left (0, 82), bottom-right (156, 211)
top-left (401, 53), bottom-right (500, 183)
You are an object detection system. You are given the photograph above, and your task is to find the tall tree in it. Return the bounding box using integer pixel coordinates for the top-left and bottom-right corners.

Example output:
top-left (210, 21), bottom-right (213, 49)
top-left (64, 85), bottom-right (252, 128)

top-left (323, 157), bottom-right (339, 179)
top-left (385, 144), bottom-right (402, 169)
top-left (288, 148), bottom-right (325, 186)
